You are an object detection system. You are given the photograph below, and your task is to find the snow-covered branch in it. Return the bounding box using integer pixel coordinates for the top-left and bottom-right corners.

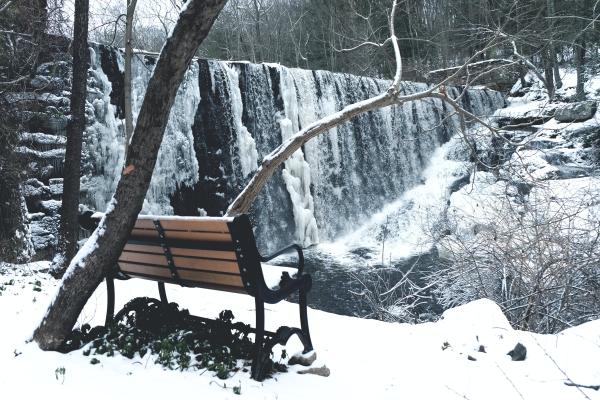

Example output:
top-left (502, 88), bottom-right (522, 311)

top-left (510, 40), bottom-right (550, 95)
top-left (0, 1), bottom-right (13, 14)
top-left (333, 37), bottom-right (392, 53)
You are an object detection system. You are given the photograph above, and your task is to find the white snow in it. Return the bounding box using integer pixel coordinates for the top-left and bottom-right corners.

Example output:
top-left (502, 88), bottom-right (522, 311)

top-left (0, 266), bottom-right (599, 400)
top-left (19, 132), bottom-right (67, 145)
top-left (261, 264), bottom-right (298, 290)
top-left (136, 214), bottom-right (234, 222)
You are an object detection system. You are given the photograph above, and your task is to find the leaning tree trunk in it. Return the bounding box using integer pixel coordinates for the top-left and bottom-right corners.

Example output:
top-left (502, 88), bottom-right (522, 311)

top-left (33, 0), bottom-right (227, 351)
top-left (52, 0), bottom-right (89, 277)
top-left (225, 0), bottom-right (491, 217)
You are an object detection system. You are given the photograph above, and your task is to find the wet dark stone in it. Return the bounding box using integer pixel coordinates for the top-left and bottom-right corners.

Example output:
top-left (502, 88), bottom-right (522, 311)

top-left (507, 342), bottom-right (527, 361)
top-left (98, 45), bottom-right (125, 119)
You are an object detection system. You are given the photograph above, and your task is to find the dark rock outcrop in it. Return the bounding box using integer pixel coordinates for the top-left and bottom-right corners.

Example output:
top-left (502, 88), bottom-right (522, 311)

top-left (555, 101), bottom-right (597, 122)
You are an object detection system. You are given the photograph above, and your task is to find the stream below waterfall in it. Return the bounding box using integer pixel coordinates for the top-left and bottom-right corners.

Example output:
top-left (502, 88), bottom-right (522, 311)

top-left (299, 248), bottom-right (441, 318)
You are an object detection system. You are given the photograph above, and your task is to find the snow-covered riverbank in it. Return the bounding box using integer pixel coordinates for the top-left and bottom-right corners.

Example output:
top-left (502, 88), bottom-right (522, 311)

top-left (1, 262), bottom-right (598, 400)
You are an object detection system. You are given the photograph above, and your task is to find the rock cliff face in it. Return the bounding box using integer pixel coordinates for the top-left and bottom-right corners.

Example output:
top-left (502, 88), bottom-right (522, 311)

top-left (15, 44), bottom-right (505, 256)
top-left (10, 43), bottom-right (118, 259)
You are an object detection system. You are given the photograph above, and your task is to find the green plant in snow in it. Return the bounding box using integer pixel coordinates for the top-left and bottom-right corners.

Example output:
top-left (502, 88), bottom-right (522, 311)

top-left (60, 297), bottom-right (285, 379)
top-left (55, 366), bottom-right (65, 383)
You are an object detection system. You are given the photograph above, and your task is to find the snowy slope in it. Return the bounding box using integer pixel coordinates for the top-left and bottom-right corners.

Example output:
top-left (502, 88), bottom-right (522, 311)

top-left (0, 263), bottom-right (598, 400)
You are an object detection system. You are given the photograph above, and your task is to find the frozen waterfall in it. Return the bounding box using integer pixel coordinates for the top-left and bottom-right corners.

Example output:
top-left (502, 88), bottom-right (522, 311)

top-left (85, 47), bottom-right (200, 215)
top-left (89, 49), bottom-right (504, 252)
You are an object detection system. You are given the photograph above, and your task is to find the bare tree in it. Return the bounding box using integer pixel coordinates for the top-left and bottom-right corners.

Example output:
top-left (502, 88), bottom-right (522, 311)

top-left (124, 0), bottom-right (137, 155)
top-left (429, 181), bottom-right (600, 333)
top-left (51, 0), bottom-right (89, 277)
top-left (33, 0), bottom-right (228, 351)
top-left (349, 261), bottom-right (436, 323)
top-left (546, 0), bottom-right (562, 89)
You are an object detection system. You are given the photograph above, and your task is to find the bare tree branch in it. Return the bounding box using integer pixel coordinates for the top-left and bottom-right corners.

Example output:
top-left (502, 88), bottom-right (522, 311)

top-left (0, 0), bottom-right (13, 14)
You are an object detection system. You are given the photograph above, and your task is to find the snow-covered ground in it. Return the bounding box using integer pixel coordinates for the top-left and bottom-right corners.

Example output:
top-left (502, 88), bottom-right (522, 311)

top-left (1, 262), bottom-right (599, 400)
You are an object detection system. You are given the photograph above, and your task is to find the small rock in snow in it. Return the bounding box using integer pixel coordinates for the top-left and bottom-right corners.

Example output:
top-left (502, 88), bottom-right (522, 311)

top-left (289, 350), bottom-right (317, 366)
top-left (297, 365), bottom-right (330, 377)
top-left (507, 342), bottom-right (527, 361)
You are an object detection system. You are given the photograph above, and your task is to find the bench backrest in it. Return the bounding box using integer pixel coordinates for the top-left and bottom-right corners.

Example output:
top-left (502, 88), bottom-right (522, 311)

top-left (118, 214), bottom-right (262, 295)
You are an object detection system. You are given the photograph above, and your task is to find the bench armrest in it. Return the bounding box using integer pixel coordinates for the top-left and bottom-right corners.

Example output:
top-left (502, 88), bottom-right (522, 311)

top-left (259, 244), bottom-right (305, 274)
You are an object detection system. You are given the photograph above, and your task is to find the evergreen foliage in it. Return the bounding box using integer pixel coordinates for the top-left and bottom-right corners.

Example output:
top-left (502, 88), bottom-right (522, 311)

top-left (60, 297), bottom-right (286, 379)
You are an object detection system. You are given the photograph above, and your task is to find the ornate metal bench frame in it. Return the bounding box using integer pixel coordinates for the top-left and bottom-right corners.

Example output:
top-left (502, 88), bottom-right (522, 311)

top-left (80, 212), bottom-right (314, 381)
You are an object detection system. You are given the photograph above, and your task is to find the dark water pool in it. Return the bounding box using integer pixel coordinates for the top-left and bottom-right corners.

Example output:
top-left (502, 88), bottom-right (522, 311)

top-left (277, 247), bottom-right (443, 319)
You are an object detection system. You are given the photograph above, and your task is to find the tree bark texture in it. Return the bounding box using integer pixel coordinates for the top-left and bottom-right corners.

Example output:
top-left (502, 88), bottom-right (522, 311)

top-left (0, 146), bottom-right (33, 263)
top-left (546, 0), bottom-right (562, 89)
top-left (575, 38), bottom-right (586, 100)
top-left (33, 0), bottom-right (228, 351)
top-left (574, 0), bottom-right (587, 100)
top-left (53, 0), bottom-right (89, 276)
top-left (124, 0), bottom-right (137, 155)
top-left (542, 49), bottom-right (555, 99)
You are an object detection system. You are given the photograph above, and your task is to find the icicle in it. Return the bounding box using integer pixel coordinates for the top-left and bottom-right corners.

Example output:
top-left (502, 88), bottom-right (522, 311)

top-left (86, 48), bottom-right (201, 215)
top-left (222, 63), bottom-right (258, 178)
top-left (83, 46), bottom-right (125, 212)
top-left (278, 67), bottom-right (319, 247)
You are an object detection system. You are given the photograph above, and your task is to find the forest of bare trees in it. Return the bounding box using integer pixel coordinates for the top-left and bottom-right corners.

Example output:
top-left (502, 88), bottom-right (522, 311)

top-left (88, 0), bottom-right (599, 86)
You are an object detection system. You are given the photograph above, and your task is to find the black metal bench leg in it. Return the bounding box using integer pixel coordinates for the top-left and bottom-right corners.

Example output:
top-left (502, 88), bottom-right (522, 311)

top-left (251, 297), bottom-right (266, 381)
top-left (299, 287), bottom-right (313, 352)
top-left (158, 282), bottom-right (168, 304)
top-left (105, 276), bottom-right (115, 326)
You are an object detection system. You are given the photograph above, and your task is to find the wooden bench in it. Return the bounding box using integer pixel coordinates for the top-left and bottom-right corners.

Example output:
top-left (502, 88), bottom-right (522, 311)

top-left (79, 212), bottom-right (314, 381)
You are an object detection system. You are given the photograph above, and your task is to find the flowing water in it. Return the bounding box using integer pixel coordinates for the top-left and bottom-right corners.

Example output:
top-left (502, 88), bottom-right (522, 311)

top-left (83, 47), bottom-right (505, 317)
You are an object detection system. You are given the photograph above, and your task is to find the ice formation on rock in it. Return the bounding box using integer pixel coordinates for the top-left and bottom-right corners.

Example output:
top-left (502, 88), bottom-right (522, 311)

top-left (87, 50), bottom-right (504, 251)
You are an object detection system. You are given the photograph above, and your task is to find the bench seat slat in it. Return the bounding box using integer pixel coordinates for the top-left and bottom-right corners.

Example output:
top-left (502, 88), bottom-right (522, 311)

top-left (118, 262), bottom-right (244, 287)
top-left (123, 243), bottom-right (237, 261)
top-left (127, 238), bottom-right (235, 252)
top-left (130, 229), bottom-right (233, 242)
top-left (119, 251), bottom-right (240, 274)
top-left (134, 218), bottom-right (230, 233)
top-left (117, 272), bottom-right (247, 293)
